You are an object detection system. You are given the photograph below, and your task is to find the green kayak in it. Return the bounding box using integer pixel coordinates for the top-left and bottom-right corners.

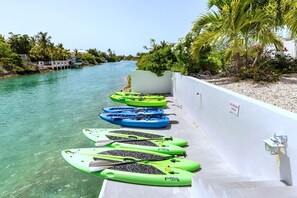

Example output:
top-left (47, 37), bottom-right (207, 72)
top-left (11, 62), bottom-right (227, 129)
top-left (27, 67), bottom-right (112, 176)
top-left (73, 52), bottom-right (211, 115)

top-left (110, 94), bottom-right (167, 107)
top-left (62, 148), bottom-right (199, 186)
top-left (83, 129), bottom-right (186, 155)
top-left (115, 91), bottom-right (165, 100)
top-left (83, 128), bottom-right (188, 147)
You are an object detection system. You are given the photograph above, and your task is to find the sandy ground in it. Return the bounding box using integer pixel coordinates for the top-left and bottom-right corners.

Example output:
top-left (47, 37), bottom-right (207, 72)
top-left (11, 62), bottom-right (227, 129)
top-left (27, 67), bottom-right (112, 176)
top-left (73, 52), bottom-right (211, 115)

top-left (212, 75), bottom-right (297, 114)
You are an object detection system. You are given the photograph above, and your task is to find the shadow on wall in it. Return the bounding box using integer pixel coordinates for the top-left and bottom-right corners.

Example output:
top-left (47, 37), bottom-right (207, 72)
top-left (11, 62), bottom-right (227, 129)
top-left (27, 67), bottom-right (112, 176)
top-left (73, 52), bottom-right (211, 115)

top-left (280, 149), bottom-right (293, 186)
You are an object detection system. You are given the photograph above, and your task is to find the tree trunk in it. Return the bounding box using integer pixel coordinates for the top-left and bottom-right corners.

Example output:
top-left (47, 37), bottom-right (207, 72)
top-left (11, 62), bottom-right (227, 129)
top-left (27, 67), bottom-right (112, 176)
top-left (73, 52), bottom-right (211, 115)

top-left (234, 35), bottom-right (241, 68)
top-left (252, 47), bottom-right (263, 68)
top-left (236, 52), bottom-right (241, 68)
top-left (244, 37), bottom-right (248, 67)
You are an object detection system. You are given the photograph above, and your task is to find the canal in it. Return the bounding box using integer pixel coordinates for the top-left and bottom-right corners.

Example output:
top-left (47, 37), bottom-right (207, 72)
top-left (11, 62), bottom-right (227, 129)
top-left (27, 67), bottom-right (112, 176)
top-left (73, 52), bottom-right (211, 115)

top-left (0, 61), bottom-right (136, 197)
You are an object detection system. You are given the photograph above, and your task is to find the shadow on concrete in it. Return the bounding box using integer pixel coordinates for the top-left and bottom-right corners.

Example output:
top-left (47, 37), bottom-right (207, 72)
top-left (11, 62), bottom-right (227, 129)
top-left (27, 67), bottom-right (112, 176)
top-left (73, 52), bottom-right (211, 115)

top-left (169, 120), bottom-right (179, 125)
top-left (164, 113), bottom-right (177, 116)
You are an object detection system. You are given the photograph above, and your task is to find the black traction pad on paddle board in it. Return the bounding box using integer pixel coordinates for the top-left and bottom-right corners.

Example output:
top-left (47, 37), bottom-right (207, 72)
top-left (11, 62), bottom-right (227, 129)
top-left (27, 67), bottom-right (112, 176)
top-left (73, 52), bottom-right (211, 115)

top-left (98, 150), bottom-right (167, 161)
top-left (110, 130), bottom-right (163, 139)
top-left (106, 135), bottom-right (158, 147)
top-left (112, 163), bottom-right (166, 175)
top-left (93, 156), bottom-right (166, 175)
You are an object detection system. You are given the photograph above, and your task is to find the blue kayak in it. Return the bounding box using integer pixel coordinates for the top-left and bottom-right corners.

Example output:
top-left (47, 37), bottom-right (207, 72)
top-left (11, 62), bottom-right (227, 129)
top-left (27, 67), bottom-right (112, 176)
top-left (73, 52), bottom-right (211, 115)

top-left (102, 106), bottom-right (164, 115)
top-left (99, 113), bottom-right (169, 128)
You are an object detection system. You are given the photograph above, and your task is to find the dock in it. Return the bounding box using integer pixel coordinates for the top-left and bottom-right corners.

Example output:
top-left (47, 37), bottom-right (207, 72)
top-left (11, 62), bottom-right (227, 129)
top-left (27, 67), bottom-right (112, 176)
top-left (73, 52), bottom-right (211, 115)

top-left (38, 60), bottom-right (82, 70)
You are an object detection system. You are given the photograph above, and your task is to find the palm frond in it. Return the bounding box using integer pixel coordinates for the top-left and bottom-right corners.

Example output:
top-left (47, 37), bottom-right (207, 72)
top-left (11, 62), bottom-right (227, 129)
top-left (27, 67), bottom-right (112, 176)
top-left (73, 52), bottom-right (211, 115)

top-left (190, 31), bottom-right (223, 59)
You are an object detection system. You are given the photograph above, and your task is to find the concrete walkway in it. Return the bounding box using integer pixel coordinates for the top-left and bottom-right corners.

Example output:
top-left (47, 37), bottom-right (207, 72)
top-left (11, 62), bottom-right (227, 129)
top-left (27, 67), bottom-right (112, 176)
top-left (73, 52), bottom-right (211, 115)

top-left (99, 97), bottom-right (240, 198)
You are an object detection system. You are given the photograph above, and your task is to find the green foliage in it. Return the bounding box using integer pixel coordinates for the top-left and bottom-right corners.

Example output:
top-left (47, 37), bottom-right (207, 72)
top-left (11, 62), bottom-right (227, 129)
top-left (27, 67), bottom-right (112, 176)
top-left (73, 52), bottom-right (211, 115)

top-left (79, 53), bottom-right (97, 65)
top-left (170, 62), bottom-right (187, 74)
top-left (252, 66), bottom-right (281, 82)
top-left (53, 43), bottom-right (70, 60)
top-left (137, 36), bottom-right (224, 76)
top-left (0, 55), bottom-right (23, 73)
top-left (106, 48), bottom-right (121, 62)
top-left (234, 49), bottom-right (297, 82)
top-left (137, 40), bottom-right (177, 76)
top-left (198, 46), bottom-right (224, 75)
top-left (191, 0), bottom-right (283, 69)
top-left (172, 33), bottom-right (200, 74)
top-left (0, 39), bottom-right (25, 73)
top-left (0, 31), bottom-right (124, 76)
top-left (236, 65), bottom-right (281, 82)
top-left (123, 55), bottom-right (138, 61)
top-left (286, 2), bottom-right (297, 35)
top-left (78, 48), bottom-right (122, 65)
top-left (259, 49), bottom-right (297, 74)
top-left (0, 40), bottom-right (13, 57)
top-left (7, 33), bottom-right (32, 54)
top-left (172, 33), bottom-right (224, 75)
top-left (236, 66), bottom-right (280, 82)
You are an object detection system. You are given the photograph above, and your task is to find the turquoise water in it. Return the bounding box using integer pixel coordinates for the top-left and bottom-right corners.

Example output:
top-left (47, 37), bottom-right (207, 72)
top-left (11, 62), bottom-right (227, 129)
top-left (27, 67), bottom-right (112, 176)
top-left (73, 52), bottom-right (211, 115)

top-left (0, 61), bottom-right (136, 197)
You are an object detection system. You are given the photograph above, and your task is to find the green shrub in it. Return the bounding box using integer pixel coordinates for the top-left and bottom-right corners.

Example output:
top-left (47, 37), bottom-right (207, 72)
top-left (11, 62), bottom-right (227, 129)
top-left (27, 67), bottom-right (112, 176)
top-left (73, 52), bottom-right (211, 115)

top-left (137, 43), bottom-right (176, 76)
top-left (236, 66), bottom-right (254, 80)
top-left (236, 63), bottom-right (281, 82)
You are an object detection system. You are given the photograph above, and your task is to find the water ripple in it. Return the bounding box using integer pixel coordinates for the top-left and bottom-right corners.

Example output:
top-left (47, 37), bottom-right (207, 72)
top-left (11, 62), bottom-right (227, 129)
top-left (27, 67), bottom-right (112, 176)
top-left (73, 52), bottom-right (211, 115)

top-left (0, 62), bottom-right (135, 197)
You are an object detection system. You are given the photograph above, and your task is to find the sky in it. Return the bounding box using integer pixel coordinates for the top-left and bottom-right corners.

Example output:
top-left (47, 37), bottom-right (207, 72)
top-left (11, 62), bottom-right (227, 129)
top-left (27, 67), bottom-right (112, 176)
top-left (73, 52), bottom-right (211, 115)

top-left (0, 0), bottom-right (208, 55)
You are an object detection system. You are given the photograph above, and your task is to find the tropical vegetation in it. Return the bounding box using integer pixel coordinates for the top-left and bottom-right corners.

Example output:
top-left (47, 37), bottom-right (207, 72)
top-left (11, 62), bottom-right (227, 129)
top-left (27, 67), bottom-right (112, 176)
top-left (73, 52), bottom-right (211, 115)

top-left (137, 0), bottom-right (297, 81)
top-left (0, 32), bottom-right (126, 76)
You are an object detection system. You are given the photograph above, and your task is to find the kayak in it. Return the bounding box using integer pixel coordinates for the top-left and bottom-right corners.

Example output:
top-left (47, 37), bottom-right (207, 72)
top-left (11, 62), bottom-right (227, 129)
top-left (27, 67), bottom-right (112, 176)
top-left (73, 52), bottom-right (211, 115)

top-left (62, 148), bottom-right (198, 186)
top-left (83, 128), bottom-right (188, 147)
top-left (99, 113), bottom-right (169, 128)
top-left (82, 129), bottom-right (186, 155)
top-left (115, 91), bottom-right (165, 100)
top-left (102, 106), bottom-right (164, 115)
top-left (110, 94), bottom-right (167, 107)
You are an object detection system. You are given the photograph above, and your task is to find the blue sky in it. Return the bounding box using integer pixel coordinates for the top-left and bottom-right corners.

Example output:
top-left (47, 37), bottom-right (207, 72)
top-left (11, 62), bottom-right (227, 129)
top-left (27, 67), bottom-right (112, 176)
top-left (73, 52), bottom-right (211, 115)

top-left (0, 0), bottom-right (208, 55)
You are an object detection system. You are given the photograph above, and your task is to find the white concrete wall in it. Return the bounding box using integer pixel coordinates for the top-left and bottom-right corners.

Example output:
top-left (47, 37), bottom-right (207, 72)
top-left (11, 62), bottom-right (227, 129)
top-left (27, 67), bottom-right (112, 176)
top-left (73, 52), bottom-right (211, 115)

top-left (283, 40), bottom-right (297, 58)
top-left (172, 73), bottom-right (297, 185)
top-left (131, 70), bottom-right (172, 94)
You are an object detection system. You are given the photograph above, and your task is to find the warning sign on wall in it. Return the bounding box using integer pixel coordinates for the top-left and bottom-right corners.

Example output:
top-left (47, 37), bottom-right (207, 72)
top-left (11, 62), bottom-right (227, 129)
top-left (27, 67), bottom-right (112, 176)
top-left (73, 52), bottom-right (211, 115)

top-left (229, 100), bottom-right (240, 116)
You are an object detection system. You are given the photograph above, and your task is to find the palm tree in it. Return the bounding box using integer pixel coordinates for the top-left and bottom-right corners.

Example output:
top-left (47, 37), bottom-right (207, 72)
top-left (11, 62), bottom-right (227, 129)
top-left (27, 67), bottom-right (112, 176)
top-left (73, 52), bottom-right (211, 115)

top-left (36, 32), bottom-right (52, 60)
top-left (285, 1), bottom-right (297, 36)
top-left (191, 0), bottom-right (282, 68)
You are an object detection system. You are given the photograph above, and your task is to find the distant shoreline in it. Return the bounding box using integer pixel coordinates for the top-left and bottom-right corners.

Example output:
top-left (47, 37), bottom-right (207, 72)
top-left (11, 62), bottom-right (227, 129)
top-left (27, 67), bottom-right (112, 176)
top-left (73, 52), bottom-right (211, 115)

top-left (0, 68), bottom-right (53, 79)
top-left (0, 63), bottom-right (104, 79)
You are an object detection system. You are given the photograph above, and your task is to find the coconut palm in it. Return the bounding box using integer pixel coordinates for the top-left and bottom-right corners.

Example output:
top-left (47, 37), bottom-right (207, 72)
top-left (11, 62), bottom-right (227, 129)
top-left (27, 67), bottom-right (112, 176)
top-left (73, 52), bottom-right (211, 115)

top-left (285, 1), bottom-right (297, 36)
top-left (36, 32), bottom-right (52, 60)
top-left (191, 0), bottom-right (283, 68)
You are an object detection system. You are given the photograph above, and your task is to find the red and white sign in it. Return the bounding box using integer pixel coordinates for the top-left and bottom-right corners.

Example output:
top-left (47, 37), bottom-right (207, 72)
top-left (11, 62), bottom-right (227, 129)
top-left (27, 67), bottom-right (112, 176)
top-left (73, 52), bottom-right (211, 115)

top-left (229, 100), bottom-right (240, 116)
